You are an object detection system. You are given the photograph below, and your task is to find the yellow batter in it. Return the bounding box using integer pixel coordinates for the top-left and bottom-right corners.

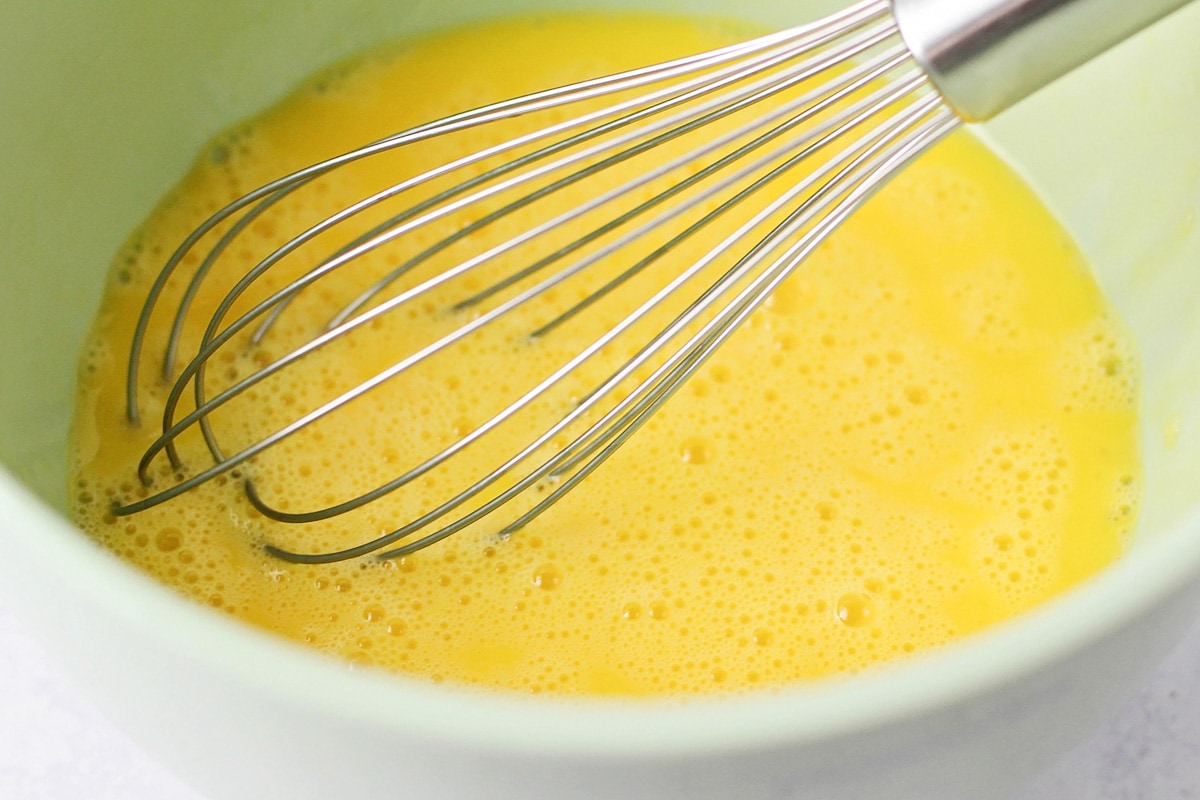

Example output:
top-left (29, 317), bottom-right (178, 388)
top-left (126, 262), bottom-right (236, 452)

top-left (69, 14), bottom-right (1139, 695)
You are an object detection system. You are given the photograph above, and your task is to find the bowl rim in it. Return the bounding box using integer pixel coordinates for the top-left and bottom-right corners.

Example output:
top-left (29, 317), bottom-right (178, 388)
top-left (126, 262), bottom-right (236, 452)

top-left (4, 466), bottom-right (1200, 757)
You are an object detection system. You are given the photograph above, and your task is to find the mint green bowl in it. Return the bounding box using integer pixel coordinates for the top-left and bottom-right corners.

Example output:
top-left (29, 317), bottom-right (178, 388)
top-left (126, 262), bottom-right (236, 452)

top-left (1, 2), bottom-right (1199, 799)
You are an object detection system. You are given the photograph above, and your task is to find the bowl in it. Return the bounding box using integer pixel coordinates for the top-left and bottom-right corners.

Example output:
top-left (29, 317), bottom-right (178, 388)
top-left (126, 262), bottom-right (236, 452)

top-left (1, 2), bottom-right (1199, 798)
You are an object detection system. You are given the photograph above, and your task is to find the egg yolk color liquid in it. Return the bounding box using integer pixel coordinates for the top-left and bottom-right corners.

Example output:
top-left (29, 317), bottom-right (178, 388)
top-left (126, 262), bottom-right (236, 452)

top-left (70, 14), bottom-right (1139, 696)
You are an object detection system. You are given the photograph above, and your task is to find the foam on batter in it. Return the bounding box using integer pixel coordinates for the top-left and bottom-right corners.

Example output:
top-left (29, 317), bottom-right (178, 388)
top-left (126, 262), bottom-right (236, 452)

top-left (69, 14), bottom-right (1139, 695)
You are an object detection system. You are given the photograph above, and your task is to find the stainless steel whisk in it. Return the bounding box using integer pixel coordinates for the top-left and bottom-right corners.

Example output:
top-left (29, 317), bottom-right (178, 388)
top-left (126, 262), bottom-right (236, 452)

top-left (116, 0), bottom-right (1193, 563)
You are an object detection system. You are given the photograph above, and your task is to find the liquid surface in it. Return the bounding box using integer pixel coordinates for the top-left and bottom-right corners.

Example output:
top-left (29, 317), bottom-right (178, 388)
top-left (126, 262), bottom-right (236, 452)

top-left (70, 14), bottom-right (1139, 696)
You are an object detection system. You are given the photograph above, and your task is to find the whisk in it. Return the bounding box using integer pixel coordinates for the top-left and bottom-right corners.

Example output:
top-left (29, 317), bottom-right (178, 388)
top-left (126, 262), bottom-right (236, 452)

top-left (115, 0), bottom-right (1193, 563)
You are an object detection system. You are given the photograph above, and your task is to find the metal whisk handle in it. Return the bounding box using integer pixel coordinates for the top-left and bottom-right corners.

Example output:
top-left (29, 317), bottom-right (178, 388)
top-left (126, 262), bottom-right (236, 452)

top-left (893, 0), bottom-right (1195, 121)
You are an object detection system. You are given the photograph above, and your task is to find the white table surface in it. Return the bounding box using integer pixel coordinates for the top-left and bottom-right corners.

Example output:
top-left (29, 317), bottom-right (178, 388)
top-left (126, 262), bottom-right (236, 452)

top-left (2, 590), bottom-right (1199, 800)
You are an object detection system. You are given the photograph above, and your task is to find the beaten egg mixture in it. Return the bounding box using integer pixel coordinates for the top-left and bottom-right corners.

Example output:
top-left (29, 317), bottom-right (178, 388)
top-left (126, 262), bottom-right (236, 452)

top-left (70, 14), bottom-right (1139, 695)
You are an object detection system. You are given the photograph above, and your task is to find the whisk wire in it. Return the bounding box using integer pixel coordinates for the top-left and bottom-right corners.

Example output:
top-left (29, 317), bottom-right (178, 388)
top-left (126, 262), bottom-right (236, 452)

top-left (262, 84), bottom-right (956, 561)
top-left (133, 0), bottom-right (894, 416)
top-left (145, 16), bottom-right (901, 475)
top-left (132, 24), bottom-right (906, 481)
top-left (116, 0), bottom-right (972, 564)
top-left (323, 21), bottom-right (901, 329)
top-left (338, 100), bottom-right (958, 564)
top-left (123, 42), bottom-right (921, 516)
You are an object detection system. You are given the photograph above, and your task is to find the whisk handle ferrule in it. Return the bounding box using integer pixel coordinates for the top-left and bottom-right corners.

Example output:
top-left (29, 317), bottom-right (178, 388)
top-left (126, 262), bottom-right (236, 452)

top-left (891, 0), bottom-right (1196, 121)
